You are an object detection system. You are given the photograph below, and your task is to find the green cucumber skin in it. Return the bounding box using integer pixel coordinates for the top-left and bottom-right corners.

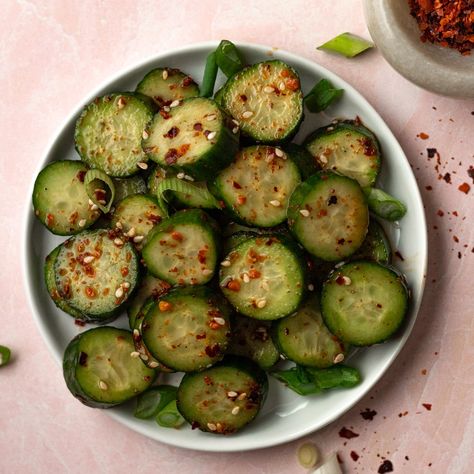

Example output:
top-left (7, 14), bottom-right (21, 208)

top-left (75, 93), bottom-right (153, 177)
top-left (63, 327), bottom-right (156, 408)
top-left (303, 119), bottom-right (381, 188)
top-left (177, 356), bottom-right (268, 434)
top-left (287, 171), bottom-right (369, 262)
top-left (143, 98), bottom-right (239, 181)
top-left (283, 143), bottom-right (320, 179)
top-left (351, 220), bottom-right (392, 265)
top-left (221, 60), bottom-right (304, 144)
top-left (321, 261), bottom-right (409, 346)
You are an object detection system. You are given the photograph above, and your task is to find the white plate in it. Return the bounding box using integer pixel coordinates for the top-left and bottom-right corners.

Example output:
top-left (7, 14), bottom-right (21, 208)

top-left (23, 41), bottom-right (427, 452)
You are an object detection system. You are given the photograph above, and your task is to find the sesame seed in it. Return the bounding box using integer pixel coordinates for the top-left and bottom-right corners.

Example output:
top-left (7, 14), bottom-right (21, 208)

top-left (232, 119), bottom-right (240, 126)
top-left (335, 261), bottom-right (345, 268)
top-left (256, 299), bottom-right (267, 309)
top-left (207, 423), bottom-right (217, 431)
top-left (169, 100), bottom-right (180, 108)
top-left (232, 126), bottom-right (239, 134)
top-left (184, 174), bottom-right (194, 181)
top-left (299, 209), bottom-right (310, 217)
top-left (275, 148), bottom-right (284, 157)
top-left (237, 392), bottom-right (247, 400)
top-left (326, 126), bottom-right (334, 131)
top-left (133, 329), bottom-right (140, 338)
top-left (83, 255), bottom-right (95, 264)
top-left (127, 227), bottom-right (136, 238)
top-left (140, 353), bottom-right (149, 361)
top-left (242, 111), bottom-right (253, 119)
top-left (279, 81), bottom-right (286, 91)
top-left (263, 86), bottom-right (274, 93)
top-left (227, 391), bottom-right (238, 398)
top-left (220, 276), bottom-right (232, 287)
top-left (114, 238), bottom-right (124, 246)
top-left (98, 199), bottom-right (107, 205)
top-left (115, 287), bottom-right (124, 298)
top-left (308, 284), bottom-right (315, 291)
top-left (137, 162), bottom-right (148, 170)
top-left (130, 351), bottom-right (140, 358)
top-left (162, 69), bottom-right (168, 80)
top-left (220, 260), bottom-right (231, 267)
top-left (122, 281), bottom-right (131, 289)
top-left (213, 317), bottom-right (226, 326)
top-left (242, 273), bottom-right (250, 283)
top-left (78, 219), bottom-right (87, 227)
top-left (142, 130), bottom-right (149, 140)
top-left (91, 204), bottom-right (99, 211)
top-left (334, 353), bottom-right (345, 364)
top-left (232, 406), bottom-right (240, 415)
top-left (133, 235), bottom-right (144, 243)
top-left (88, 199), bottom-right (94, 206)
top-left (98, 380), bottom-right (108, 390)
top-left (117, 97), bottom-right (126, 109)
top-left (163, 106), bottom-right (171, 112)
top-left (342, 276), bottom-right (352, 285)
top-left (265, 154), bottom-right (275, 163)
top-left (202, 269), bottom-right (213, 276)
top-left (177, 172), bottom-right (185, 179)
top-left (207, 131), bottom-right (217, 140)
top-left (115, 221), bottom-right (123, 229)
top-left (149, 361), bottom-right (159, 368)
top-left (206, 114), bottom-right (217, 121)
top-left (269, 199), bottom-right (281, 207)
top-left (261, 280), bottom-right (270, 291)
top-left (319, 155), bottom-right (328, 164)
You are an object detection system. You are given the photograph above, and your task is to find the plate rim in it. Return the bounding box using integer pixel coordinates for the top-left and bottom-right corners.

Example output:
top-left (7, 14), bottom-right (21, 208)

top-left (22, 40), bottom-right (428, 452)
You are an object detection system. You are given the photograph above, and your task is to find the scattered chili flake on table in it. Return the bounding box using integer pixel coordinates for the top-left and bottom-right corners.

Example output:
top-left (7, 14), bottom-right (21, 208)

top-left (339, 427), bottom-right (359, 439)
top-left (350, 451), bottom-right (360, 461)
top-left (360, 408), bottom-right (378, 420)
top-left (422, 403), bottom-right (433, 410)
top-left (458, 182), bottom-right (471, 194)
top-left (378, 459), bottom-right (394, 473)
top-left (408, 0), bottom-right (474, 55)
top-left (417, 132), bottom-right (430, 139)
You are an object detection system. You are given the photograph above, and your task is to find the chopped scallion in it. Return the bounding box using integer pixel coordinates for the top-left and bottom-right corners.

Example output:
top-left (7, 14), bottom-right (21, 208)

top-left (0, 345), bottom-right (11, 367)
top-left (317, 33), bottom-right (373, 58)
top-left (305, 79), bottom-right (343, 113)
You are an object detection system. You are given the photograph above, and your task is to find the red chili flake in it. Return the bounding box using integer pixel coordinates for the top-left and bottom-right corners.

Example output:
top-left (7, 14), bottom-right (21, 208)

top-left (205, 343), bottom-right (221, 358)
top-left (317, 209), bottom-right (328, 218)
top-left (453, 235), bottom-right (459, 243)
top-left (437, 209), bottom-right (444, 217)
top-left (232, 181), bottom-right (242, 189)
top-left (378, 460), bottom-right (394, 473)
top-left (171, 231), bottom-right (183, 242)
top-left (360, 408), bottom-right (377, 420)
top-left (182, 76), bottom-right (194, 87)
top-left (425, 185), bottom-right (433, 190)
top-left (360, 137), bottom-right (377, 156)
top-left (198, 249), bottom-right (207, 264)
top-left (191, 421), bottom-right (200, 430)
top-left (79, 352), bottom-right (88, 366)
top-left (335, 275), bottom-right (346, 285)
top-left (418, 132), bottom-right (429, 140)
top-left (468, 166), bottom-right (474, 184)
top-left (458, 182), bottom-right (471, 194)
top-left (164, 126), bottom-right (179, 138)
top-left (46, 213), bottom-right (55, 226)
top-left (350, 451), bottom-right (360, 462)
top-left (421, 368), bottom-right (427, 375)
top-left (85, 286), bottom-right (97, 299)
top-left (76, 170), bottom-right (86, 182)
top-left (178, 144), bottom-right (190, 156)
top-left (75, 319), bottom-right (86, 327)
top-left (237, 195), bottom-right (246, 205)
top-left (248, 269), bottom-right (261, 279)
top-left (409, 0), bottom-right (474, 55)
top-left (164, 148), bottom-right (179, 164)
top-left (427, 148), bottom-right (437, 158)
top-left (227, 280), bottom-right (241, 292)
top-left (458, 251), bottom-right (462, 259)
top-left (239, 94), bottom-right (248, 102)
top-left (422, 403), bottom-right (432, 411)
top-left (159, 109), bottom-right (171, 119)
top-left (285, 78), bottom-right (300, 91)
top-left (452, 211), bottom-right (459, 216)
top-left (339, 427), bottom-right (359, 439)
top-left (442, 172), bottom-right (452, 183)
top-left (193, 122), bottom-right (203, 131)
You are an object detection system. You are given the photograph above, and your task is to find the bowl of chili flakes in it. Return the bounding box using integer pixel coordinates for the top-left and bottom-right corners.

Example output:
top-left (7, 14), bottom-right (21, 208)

top-left (363, 0), bottom-right (474, 98)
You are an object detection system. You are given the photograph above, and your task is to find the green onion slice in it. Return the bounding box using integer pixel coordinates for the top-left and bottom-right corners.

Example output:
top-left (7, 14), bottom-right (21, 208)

top-left (305, 79), bottom-right (344, 113)
top-left (365, 187), bottom-right (407, 221)
top-left (156, 400), bottom-right (186, 428)
top-left (84, 169), bottom-right (115, 213)
top-left (0, 345), bottom-right (11, 367)
top-left (134, 385), bottom-right (178, 420)
top-left (215, 40), bottom-right (245, 77)
top-left (317, 33), bottom-right (374, 58)
top-left (155, 177), bottom-right (220, 217)
top-left (200, 51), bottom-right (218, 98)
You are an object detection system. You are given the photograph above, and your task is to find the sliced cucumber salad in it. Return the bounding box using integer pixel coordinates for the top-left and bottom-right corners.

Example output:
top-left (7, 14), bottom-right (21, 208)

top-left (33, 40), bottom-right (409, 436)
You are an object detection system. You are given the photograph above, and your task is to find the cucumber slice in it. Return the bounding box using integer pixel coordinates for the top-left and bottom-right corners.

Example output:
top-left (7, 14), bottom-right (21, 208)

top-left (142, 209), bottom-right (219, 286)
top-left (141, 287), bottom-right (231, 372)
top-left (147, 165), bottom-right (168, 195)
top-left (75, 93), bottom-right (153, 177)
top-left (55, 229), bottom-right (139, 319)
top-left (177, 356), bottom-right (268, 434)
top-left (321, 261), bottom-right (409, 346)
top-left (288, 171), bottom-right (369, 262)
top-left (273, 295), bottom-right (347, 368)
top-left (33, 161), bottom-right (100, 235)
top-left (45, 245), bottom-right (86, 320)
top-left (212, 145), bottom-right (301, 227)
top-left (127, 274), bottom-right (172, 329)
top-left (136, 68), bottom-right (199, 108)
top-left (113, 176), bottom-right (147, 204)
top-left (228, 315), bottom-right (280, 369)
top-left (110, 194), bottom-right (164, 238)
top-left (63, 327), bottom-right (155, 408)
top-left (304, 120), bottom-right (381, 188)
top-left (351, 220), bottom-right (392, 264)
top-left (221, 60), bottom-right (304, 143)
top-left (219, 235), bottom-right (306, 320)
top-left (142, 97), bottom-right (239, 181)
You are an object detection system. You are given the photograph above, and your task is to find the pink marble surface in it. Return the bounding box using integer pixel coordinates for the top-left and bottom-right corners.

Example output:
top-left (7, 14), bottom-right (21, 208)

top-left (1, 0), bottom-right (473, 472)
